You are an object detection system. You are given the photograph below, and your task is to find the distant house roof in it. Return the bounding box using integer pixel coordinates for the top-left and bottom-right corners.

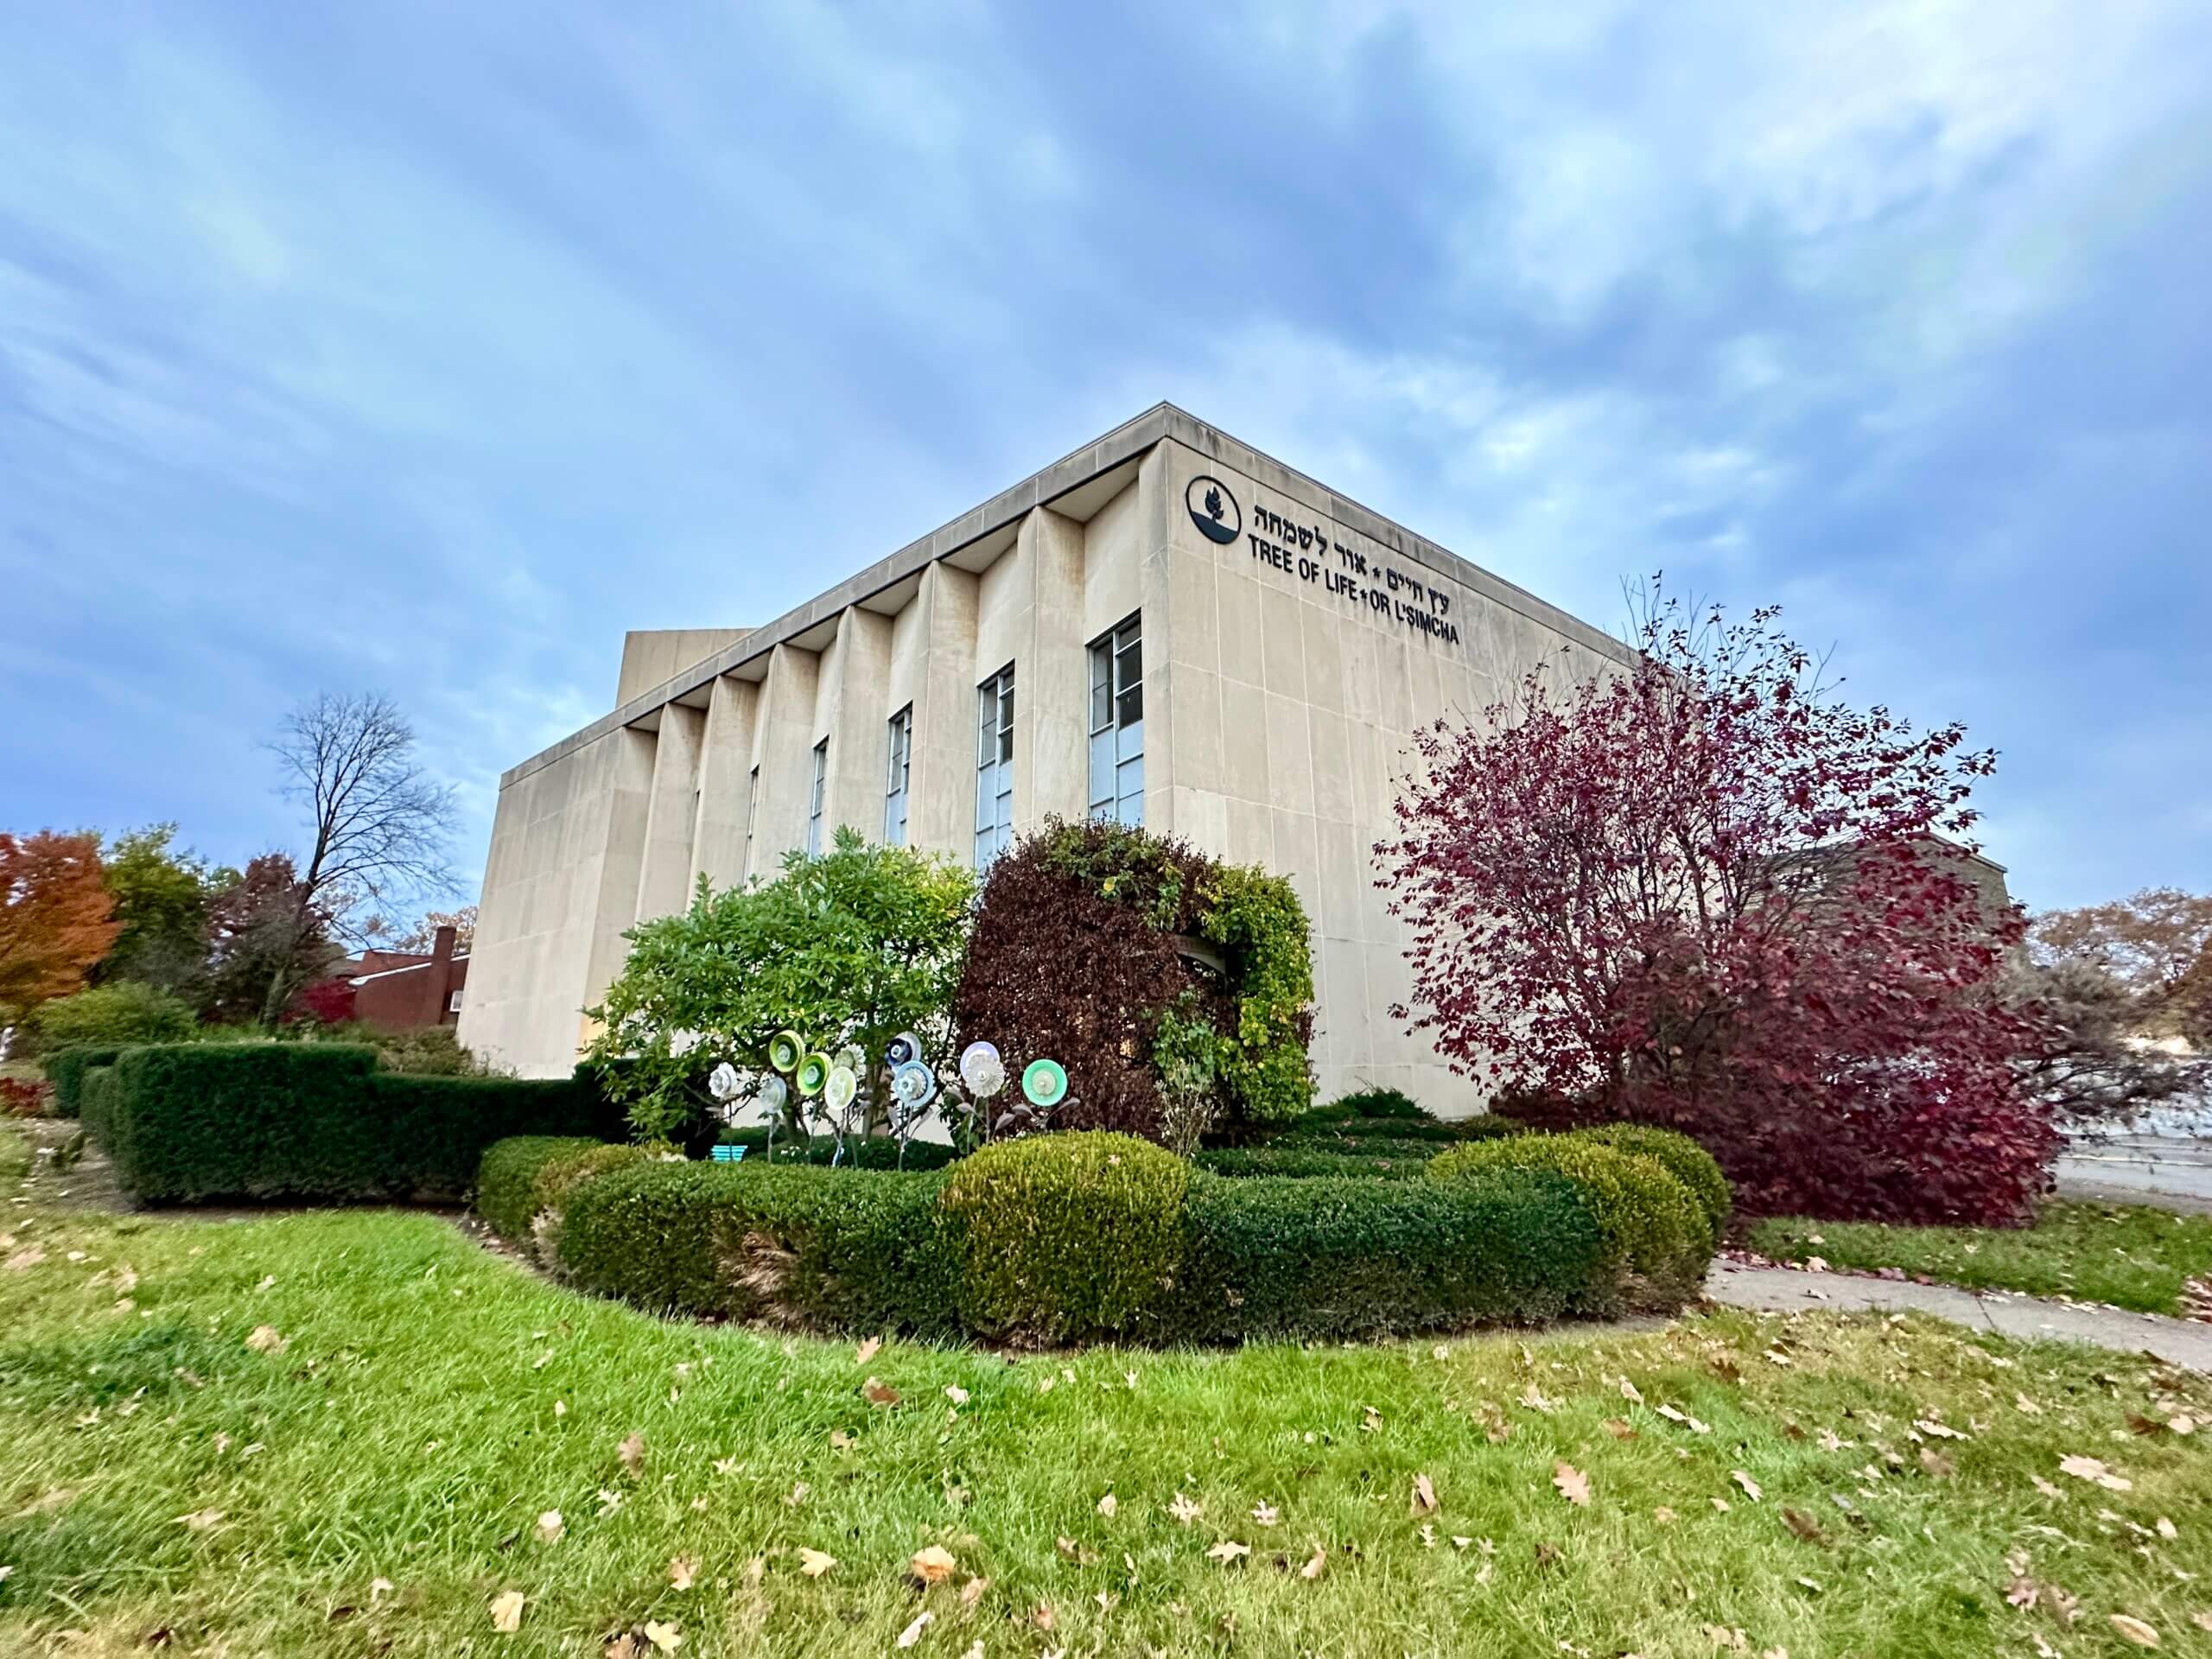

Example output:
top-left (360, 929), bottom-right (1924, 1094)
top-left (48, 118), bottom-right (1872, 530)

top-left (348, 952), bottom-right (471, 987)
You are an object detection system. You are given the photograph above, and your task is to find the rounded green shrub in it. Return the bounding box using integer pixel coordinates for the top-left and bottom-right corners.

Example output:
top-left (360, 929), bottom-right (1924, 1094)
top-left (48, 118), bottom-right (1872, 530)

top-left (938, 1131), bottom-right (1187, 1344)
top-left (1572, 1125), bottom-right (1731, 1241)
top-left (476, 1136), bottom-right (605, 1241)
top-left (1427, 1134), bottom-right (1709, 1309)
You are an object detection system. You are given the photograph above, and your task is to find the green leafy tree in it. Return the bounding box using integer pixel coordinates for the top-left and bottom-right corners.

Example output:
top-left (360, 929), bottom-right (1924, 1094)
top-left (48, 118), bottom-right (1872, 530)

top-left (586, 828), bottom-right (976, 1140)
top-left (31, 981), bottom-right (198, 1052)
top-left (94, 824), bottom-right (220, 1001)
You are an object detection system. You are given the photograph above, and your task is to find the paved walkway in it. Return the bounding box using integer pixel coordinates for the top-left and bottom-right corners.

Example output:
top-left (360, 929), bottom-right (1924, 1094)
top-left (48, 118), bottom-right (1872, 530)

top-left (1706, 1260), bottom-right (2212, 1371)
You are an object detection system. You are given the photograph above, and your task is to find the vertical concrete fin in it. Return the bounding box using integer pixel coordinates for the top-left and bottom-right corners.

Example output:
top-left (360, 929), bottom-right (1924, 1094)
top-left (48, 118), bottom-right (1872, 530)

top-left (634, 704), bottom-right (706, 923)
top-left (690, 676), bottom-right (760, 891)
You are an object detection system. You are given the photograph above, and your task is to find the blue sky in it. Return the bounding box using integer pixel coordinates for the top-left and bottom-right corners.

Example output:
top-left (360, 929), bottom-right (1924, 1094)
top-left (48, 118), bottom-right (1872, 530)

top-left (3, 0), bottom-right (2208, 914)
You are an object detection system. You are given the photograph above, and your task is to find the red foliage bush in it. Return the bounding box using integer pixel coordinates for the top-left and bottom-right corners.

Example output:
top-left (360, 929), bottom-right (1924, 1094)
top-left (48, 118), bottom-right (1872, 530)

top-left (953, 823), bottom-right (1231, 1143)
top-left (0, 1076), bottom-right (49, 1117)
top-left (290, 976), bottom-right (358, 1027)
top-left (1382, 588), bottom-right (2056, 1226)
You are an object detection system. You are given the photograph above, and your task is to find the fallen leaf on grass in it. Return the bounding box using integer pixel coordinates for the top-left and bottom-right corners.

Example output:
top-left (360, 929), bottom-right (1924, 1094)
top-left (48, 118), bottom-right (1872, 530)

top-left (1656, 1403), bottom-right (1711, 1433)
top-left (1520, 1384), bottom-right (1556, 1414)
top-left (244, 1325), bottom-right (287, 1355)
top-left (643, 1620), bottom-right (681, 1652)
top-left (3, 1248), bottom-right (46, 1271)
top-left (1601, 1418), bottom-right (1637, 1440)
top-left (855, 1336), bottom-right (881, 1364)
top-left (2058, 1456), bottom-right (2131, 1492)
top-left (829, 1429), bottom-right (855, 1452)
top-left (534, 1510), bottom-right (564, 1543)
top-left (797, 1548), bottom-right (837, 1578)
top-left (911, 1544), bottom-right (957, 1586)
top-left (959, 1575), bottom-right (988, 1608)
top-left (175, 1510), bottom-right (224, 1531)
top-left (1411, 1474), bottom-right (1439, 1516)
top-left (862, 1377), bottom-right (900, 1407)
top-left (1731, 1471), bottom-right (1763, 1503)
top-left (618, 1433), bottom-right (645, 1476)
top-left (668, 1556), bottom-right (696, 1591)
top-left (1553, 1463), bottom-right (1591, 1507)
top-left (1781, 1508), bottom-right (1828, 1546)
top-left (1096, 1493), bottom-right (1117, 1517)
top-left (1167, 1493), bottom-right (1201, 1526)
top-left (489, 1590), bottom-right (525, 1633)
top-left (944, 1385), bottom-right (969, 1407)
top-left (896, 1611), bottom-right (933, 1649)
top-left (1654, 1507), bottom-right (1678, 1525)
top-left (2108, 1613), bottom-right (2160, 1648)
top-left (1919, 1448), bottom-right (1955, 1478)
top-left (1251, 1502), bottom-right (1280, 1527)
top-left (1205, 1541), bottom-right (1251, 1565)
top-left (1299, 1543), bottom-right (1326, 1580)
top-left (369, 1578), bottom-right (393, 1604)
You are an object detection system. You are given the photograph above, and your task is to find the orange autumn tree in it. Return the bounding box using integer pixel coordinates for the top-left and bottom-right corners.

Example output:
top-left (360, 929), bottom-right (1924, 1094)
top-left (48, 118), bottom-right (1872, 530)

top-left (0, 830), bottom-right (121, 1024)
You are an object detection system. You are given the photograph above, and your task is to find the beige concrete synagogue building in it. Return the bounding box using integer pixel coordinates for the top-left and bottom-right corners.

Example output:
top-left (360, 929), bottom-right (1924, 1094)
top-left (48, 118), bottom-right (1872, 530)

top-left (458, 404), bottom-right (1631, 1113)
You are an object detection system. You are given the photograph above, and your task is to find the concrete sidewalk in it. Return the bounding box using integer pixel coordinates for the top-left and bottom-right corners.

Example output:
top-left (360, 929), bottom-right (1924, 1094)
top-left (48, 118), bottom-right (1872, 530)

top-left (1707, 1260), bottom-right (2212, 1371)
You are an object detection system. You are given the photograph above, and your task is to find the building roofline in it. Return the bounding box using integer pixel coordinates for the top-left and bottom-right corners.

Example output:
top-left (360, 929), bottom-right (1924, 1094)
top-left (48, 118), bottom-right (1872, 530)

top-left (349, 952), bottom-right (471, 986)
top-left (500, 402), bottom-right (1636, 790)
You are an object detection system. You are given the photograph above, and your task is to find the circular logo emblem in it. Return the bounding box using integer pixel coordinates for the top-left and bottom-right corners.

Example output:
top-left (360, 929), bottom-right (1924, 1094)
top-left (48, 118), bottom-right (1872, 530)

top-left (1185, 474), bottom-right (1242, 545)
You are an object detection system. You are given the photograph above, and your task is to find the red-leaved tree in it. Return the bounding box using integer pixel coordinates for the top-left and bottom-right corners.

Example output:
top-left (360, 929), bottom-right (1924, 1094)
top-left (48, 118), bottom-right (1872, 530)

top-left (1377, 588), bottom-right (2056, 1225)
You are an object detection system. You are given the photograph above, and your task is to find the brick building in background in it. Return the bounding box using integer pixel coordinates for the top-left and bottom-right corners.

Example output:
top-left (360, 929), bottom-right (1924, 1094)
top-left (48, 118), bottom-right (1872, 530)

top-left (347, 925), bottom-right (469, 1030)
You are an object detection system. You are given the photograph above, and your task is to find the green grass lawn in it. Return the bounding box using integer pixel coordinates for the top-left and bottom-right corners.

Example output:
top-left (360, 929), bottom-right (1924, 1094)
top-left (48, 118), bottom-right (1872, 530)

top-left (1748, 1201), bottom-right (2212, 1316)
top-left (3, 1124), bottom-right (2211, 1657)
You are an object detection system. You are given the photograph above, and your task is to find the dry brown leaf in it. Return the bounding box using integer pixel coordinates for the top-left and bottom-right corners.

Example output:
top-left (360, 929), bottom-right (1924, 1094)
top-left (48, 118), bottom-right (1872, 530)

top-left (2108, 1613), bottom-right (2160, 1648)
top-left (489, 1590), bottom-right (525, 1633)
top-left (855, 1336), bottom-right (881, 1364)
top-left (1167, 1493), bottom-right (1201, 1526)
top-left (668, 1556), bottom-right (697, 1592)
top-left (1252, 1502), bottom-right (1280, 1528)
top-left (1654, 1506), bottom-right (1679, 1525)
top-left (1781, 1508), bottom-right (1827, 1546)
top-left (1205, 1540), bottom-right (1251, 1565)
top-left (797, 1548), bottom-right (837, 1578)
top-left (618, 1432), bottom-right (645, 1476)
top-left (944, 1384), bottom-right (969, 1407)
top-left (3, 1248), bottom-right (45, 1272)
top-left (829, 1429), bottom-right (855, 1452)
top-left (1411, 1473), bottom-right (1439, 1516)
top-left (1731, 1470), bottom-right (1763, 1503)
top-left (911, 1544), bottom-right (957, 1586)
top-left (1553, 1463), bottom-right (1591, 1507)
top-left (643, 1621), bottom-right (681, 1654)
top-left (1601, 1418), bottom-right (1637, 1440)
top-left (1299, 1542), bottom-right (1327, 1580)
top-left (1919, 1447), bottom-right (1955, 1478)
top-left (959, 1575), bottom-right (988, 1608)
top-left (1096, 1492), bottom-right (1118, 1517)
top-left (533, 1510), bottom-right (564, 1543)
top-left (1033, 1601), bottom-right (1056, 1630)
top-left (863, 1376), bottom-right (900, 1407)
top-left (2058, 1455), bottom-right (2132, 1492)
top-left (895, 1611), bottom-right (933, 1649)
top-left (245, 1325), bottom-right (287, 1355)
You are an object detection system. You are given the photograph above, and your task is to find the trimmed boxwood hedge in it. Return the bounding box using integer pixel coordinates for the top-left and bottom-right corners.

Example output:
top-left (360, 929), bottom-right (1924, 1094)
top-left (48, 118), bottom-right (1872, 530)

top-left (79, 1042), bottom-right (626, 1205)
top-left (1428, 1135), bottom-right (1711, 1310)
top-left (1170, 1166), bottom-right (1605, 1340)
top-left (1192, 1147), bottom-right (1428, 1180)
top-left (477, 1136), bottom-right (607, 1242)
top-left (556, 1158), bottom-right (959, 1336)
top-left (491, 1118), bottom-right (1722, 1344)
top-left (1574, 1124), bottom-right (1732, 1242)
top-left (43, 1046), bottom-right (123, 1119)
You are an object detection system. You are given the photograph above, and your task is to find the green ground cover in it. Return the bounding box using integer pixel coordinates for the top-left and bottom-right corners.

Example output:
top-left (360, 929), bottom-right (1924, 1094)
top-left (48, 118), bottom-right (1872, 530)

top-left (1750, 1201), bottom-right (2212, 1316)
top-left (2, 1123), bottom-right (2209, 1656)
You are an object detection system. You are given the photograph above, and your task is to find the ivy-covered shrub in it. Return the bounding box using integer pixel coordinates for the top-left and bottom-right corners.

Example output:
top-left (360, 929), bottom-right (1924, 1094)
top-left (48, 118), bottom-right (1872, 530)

top-left (1428, 1135), bottom-right (1711, 1310)
top-left (1171, 1167), bottom-right (1605, 1341)
top-left (555, 1159), bottom-right (958, 1335)
top-left (938, 1130), bottom-right (1188, 1344)
top-left (43, 1046), bottom-right (123, 1119)
top-left (952, 819), bottom-right (1313, 1148)
top-left (1573, 1124), bottom-right (1732, 1242)
top-left (477, 1136), bottom-right (604, 1242)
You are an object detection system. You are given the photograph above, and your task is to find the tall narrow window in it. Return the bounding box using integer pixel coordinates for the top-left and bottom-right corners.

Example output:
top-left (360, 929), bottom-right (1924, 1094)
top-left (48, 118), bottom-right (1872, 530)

top-left (884, 705), bottom-right (912, 847)
top-left (1088, 613), bottom-right (1143, 825)
top-left (807, 739), bottom-right (829, 855)
top-left (974, 665), bottom-right (1014, 868)
top-left (742, 764), bottom-right (760, 880)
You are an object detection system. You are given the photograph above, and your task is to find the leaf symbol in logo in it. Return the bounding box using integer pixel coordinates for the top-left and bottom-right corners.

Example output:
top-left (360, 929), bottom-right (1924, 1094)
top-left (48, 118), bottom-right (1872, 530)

top-left (1205, 486), bottom-right (1223, 521)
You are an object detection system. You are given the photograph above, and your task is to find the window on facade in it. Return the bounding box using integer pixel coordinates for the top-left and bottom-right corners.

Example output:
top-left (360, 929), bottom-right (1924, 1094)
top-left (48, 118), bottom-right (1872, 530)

top-left (448, 988), bottom-right (463, 1014)
top-left (974, 666), bottom-right (1014, 868)
top-left (743, 764), bottom-right (760, 880)
top-left (1088, 613), bottom-right (1144, 825)
top-left (807, 740), bottom-right (829, 855)
top-left (884, 705), bottom-right (912, 847)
